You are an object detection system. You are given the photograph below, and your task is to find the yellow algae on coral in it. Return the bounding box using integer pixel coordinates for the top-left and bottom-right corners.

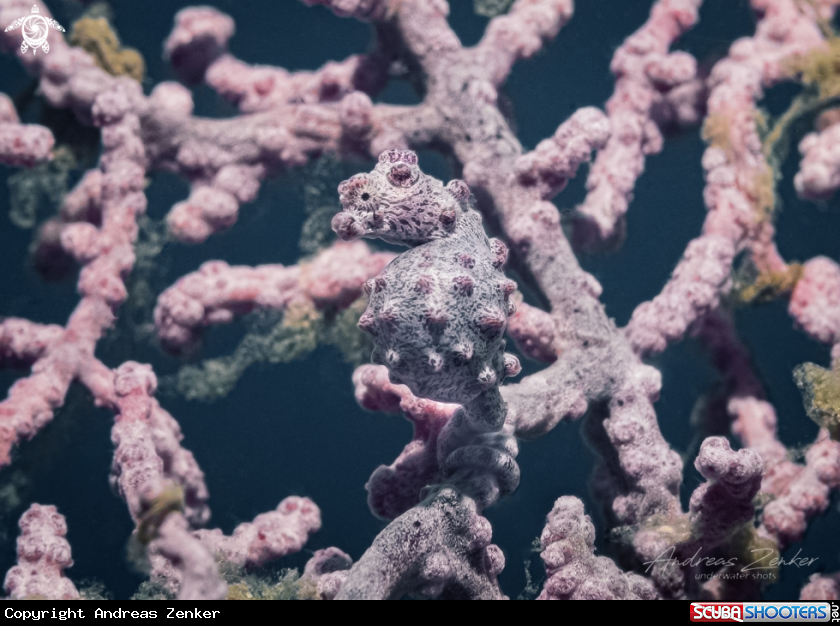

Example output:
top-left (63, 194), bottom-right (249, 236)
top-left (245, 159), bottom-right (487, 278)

top-left (168, 295), bottom-right (371, 402)
top-left (702, 112), bottom-right (733, 155)
top-left (226, 583), bottom-right (254, 600)
top-left (70, 17), bottom-right (145, 82)
top-left (219, 562), bottom-right (320, 600)
top-left (136, 484), bottom-right (184, 545)
top-left (785, 36), bottom-right (840, 99)
top-left (726, 525), bottom-right (780, 585)
top-left (747, 165), bottom-right (778, 221)
top-left (737, 263), bottom-right (804, 304)
top-left (794, 362), bottom-right (840, 440)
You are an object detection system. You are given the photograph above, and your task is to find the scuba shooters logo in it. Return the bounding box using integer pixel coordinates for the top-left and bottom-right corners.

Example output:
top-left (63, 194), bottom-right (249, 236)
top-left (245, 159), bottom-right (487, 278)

top-left (690, 602), bottom-right (837, 622)
top-left (4, 4), bottom-right (65, 55)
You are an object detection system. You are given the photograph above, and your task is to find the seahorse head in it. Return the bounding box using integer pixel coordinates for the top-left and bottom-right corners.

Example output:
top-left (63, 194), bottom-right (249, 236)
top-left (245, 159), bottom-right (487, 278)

top-left (331, 149), bottom-right (470, 247)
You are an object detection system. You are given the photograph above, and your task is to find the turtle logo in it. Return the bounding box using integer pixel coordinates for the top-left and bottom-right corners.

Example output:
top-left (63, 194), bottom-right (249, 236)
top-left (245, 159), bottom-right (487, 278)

top-left (4, 5), bottom-right (65, 55)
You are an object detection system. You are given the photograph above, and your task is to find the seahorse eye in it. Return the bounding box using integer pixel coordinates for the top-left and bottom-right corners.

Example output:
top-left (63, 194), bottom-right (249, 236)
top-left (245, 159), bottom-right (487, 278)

top-left (361, 193), bottom-right (371, 201)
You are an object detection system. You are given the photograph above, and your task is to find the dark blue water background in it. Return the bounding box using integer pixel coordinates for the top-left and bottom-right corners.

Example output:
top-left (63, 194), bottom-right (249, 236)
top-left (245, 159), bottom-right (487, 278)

top-left (0, 0), bottom-right (837, 600)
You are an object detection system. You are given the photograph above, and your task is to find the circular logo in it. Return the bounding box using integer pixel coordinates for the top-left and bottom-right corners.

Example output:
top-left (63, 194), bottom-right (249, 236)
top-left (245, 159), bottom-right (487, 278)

top-left (4, 5), bottom-right (65, 55)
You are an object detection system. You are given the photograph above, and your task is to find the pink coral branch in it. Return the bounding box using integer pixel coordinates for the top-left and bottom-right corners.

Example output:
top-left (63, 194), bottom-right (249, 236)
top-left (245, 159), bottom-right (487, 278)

top-left (626, 236), bottom-right (735, 355)
top-left (514, 106), bottom-right (610, 200)
top-left (205, 54), bottom-right (378, 113)
top-left (169, 5), bottom-right (388, 116)
top-left (728, 400), bottom-right (840, 557)
top-left (0, 79), bottom-right (146, 466)
top-left (353, 364), bottom-right (457, 520)
top-left (695, 310), bottom-right (840, 550)
top-left (619, 436), bottom-right (762, 599)
top-left (538, 496), bottom-right (657, 600)
top-left (795, 114), bottom-right (840, 200)
top-left (149, 498), bottom-right (320, 599)
top-left (0, 92), bottom-right (53, 167)
top-left (110, 362), bottom-right (209, 527)
top-left (147, 514), bottom-right (227, 600)
top-left (158, 5), bottom-right (450, 243)
top-left (789, 256), bottom-right (840, 347)
top-left (760, 431), bottom-right (840, 547)
top-left (112, 361), bottom-right (323, 598)
top-left (801, 572), bottom-right (840, 600)
top-left (3, 504), bottom-right (79, 600)
top-left (162, 7), bottom-right (235, 85)
top-left (686, 437), bottom-right (763, 548)
top-left (190, 497), bottom-right (321, 568)
top-left (0, 55), bottom-right (234, 598)
top-left (109, 361), bottom-right (227, 600)
top-left (626, 0), bottom-right (831, 357)
top-left (475, 0), bottom-right (574, 88)
top-left (0, 1), bottom-right (334, 600)
top-left (0, 319), bottom-right (63, 368)
top-left (574, 0), bottom-right (704, 249)
top-left (506, 300), bottom-right (559, 363)
top-left (154, 240), bottom-right (393, 354)
top-left (0, 2), bottom-right (416, 244)
top-left (693, 311), bottom-right (792, 484)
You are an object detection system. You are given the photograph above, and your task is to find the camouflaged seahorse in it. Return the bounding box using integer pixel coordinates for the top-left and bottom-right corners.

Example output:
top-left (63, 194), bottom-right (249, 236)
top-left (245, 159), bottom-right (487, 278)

top-left (332, 149), bottom-right (521, 434)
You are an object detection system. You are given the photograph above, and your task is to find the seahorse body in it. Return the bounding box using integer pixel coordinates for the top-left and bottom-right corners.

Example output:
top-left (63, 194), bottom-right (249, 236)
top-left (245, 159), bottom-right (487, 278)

top-left (332, 150), bottom-right (520, 431)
